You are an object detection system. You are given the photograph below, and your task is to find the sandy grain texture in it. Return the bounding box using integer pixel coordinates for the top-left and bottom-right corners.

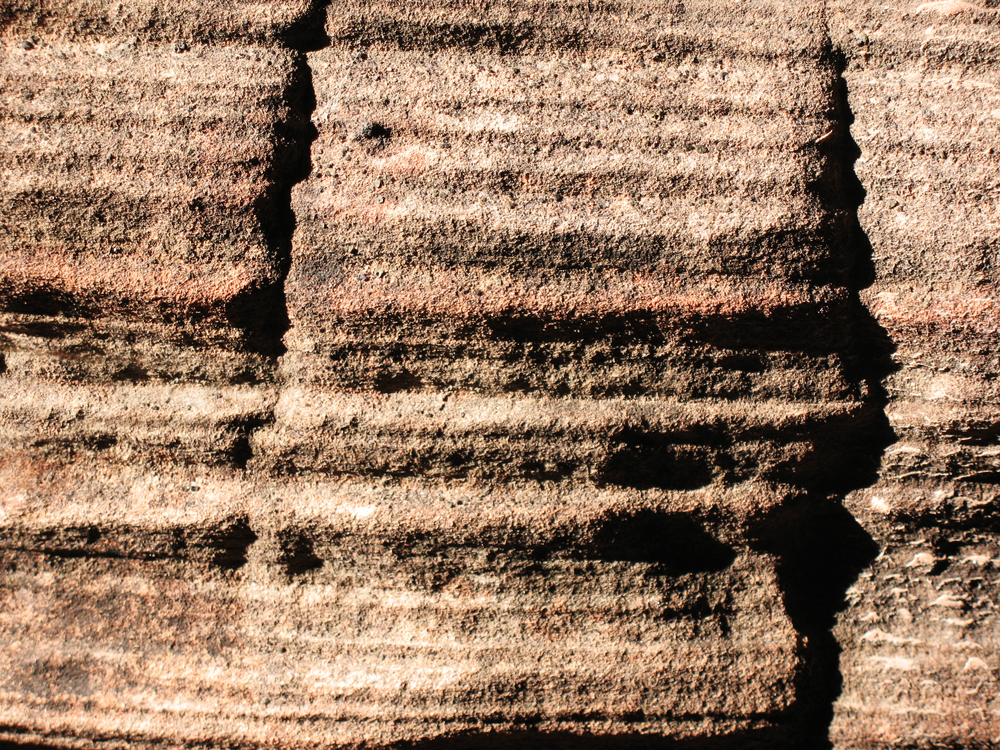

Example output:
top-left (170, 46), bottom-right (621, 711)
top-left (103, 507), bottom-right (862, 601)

top-left (826, 2), bottom-right (1000, 747)
top-left (2, 0), bottom-right (993, 748)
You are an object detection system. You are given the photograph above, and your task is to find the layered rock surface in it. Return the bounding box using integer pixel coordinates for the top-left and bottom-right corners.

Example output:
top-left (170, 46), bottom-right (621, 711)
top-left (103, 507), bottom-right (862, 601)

top-left (0, 0), bottom-right (328, 381)
top-left (828, 3), bottom-right (1000, 747)
top-left (0, 1), bottom-right (993, 748)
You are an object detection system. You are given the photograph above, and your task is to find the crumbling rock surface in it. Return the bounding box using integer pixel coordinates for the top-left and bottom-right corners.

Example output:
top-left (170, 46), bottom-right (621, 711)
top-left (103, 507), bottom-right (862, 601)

top-left (0, 1), bottom-right (994, 749)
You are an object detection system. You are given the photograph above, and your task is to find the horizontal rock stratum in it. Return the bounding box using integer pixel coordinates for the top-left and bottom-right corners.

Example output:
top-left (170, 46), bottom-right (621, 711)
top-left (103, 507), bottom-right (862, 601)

top-left (0, 1), bottom-right (996, 748)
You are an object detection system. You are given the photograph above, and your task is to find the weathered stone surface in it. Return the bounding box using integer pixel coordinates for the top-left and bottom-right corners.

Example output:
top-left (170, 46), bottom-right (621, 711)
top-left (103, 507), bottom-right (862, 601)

top-left (0, 3), bottom-right (317, 380)
top-left (829, 2), bottom-right (1000, 747)
top-left (0, 472), bottom-right (801, 747)
top-left (287, 0), bottom-right (857, 405)
top-left (1, 0), bottom-right (995, 748)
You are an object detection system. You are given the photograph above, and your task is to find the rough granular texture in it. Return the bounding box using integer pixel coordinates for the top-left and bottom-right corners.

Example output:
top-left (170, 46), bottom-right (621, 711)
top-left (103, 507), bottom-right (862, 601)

top-left (0, 1), bottom-right (995, 749)
top-left (829, 2), bottom-right (1000, 747)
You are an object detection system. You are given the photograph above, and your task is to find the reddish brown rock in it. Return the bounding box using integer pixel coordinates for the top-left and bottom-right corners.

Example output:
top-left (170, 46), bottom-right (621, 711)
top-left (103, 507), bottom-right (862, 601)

top-left (828, 2), bottom-right (1000, 747)
top-left (0, 5), bottom-right (317, 381)
top-left (3, 0), bottom-right (996, 748)
top-left (0, 471), bottom-right (803, 747)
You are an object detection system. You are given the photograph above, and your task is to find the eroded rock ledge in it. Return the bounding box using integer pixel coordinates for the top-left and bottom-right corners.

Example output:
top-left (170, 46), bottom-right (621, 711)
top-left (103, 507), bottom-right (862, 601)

top-left (0, 1), bottom-right (996, 748)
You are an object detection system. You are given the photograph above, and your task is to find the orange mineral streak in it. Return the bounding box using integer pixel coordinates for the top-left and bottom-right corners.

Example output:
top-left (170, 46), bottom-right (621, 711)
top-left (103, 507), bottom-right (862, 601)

top-left (380, 146), bottom-right (429, 179)
top-left (0, 452), bottom-right (77, 516)
top-left (864, 288), bottom-right (1000, 337)
top-left (310, 270), bottom-right (834, 318)
top-left (0, 249), bottom-right (255, 308)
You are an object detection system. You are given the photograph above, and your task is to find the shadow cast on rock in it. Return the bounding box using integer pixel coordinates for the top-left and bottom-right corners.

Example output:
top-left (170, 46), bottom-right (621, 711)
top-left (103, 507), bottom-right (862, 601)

top-left (748, 496), bottom-right (880, 749)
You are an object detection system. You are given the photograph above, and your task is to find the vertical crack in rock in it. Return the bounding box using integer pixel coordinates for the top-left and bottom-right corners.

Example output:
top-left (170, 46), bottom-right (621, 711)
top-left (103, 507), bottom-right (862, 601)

top-left (230, 2), bottom-right (334, 466)
top-left (826, 3), bottom-right (1000, 745)
top-left (234, 10), bottom-right (332, 361)
top-left (748, 26), bottom-right (898, 748)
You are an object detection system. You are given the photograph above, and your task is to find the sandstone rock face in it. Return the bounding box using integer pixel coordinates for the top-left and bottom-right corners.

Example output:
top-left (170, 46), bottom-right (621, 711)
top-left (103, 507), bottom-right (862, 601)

top-left (0, 1), bottom-right (994, 749)
top-left (0, 1), bottom-right (324, 377)
top-left (829, 3), bottom-right (1000, 747)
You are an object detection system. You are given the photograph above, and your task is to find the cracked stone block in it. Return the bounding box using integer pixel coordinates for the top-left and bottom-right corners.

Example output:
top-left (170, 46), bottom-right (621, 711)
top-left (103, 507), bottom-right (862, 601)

top-left (0, 473), bottom-right (802, 747)
top-left (830, 1), bottom-right (1000, 746)
top-left (3, 0), bottom-right (989, 748)
top-left (286, 0), bottom-right (863, 404)
top-left (0, 9), bottom-right (317, 380)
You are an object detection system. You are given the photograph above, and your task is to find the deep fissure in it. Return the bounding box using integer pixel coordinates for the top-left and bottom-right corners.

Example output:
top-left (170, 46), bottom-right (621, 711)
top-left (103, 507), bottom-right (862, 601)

top-left (750, 27), bottom-right (897, 748)
top-left (252, 9), bottom-right (900, 748)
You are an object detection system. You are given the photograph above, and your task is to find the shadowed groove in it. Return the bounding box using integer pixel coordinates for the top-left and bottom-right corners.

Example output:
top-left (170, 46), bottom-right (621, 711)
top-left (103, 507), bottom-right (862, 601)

top-left (741, 39), bottom-right (897, 750)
